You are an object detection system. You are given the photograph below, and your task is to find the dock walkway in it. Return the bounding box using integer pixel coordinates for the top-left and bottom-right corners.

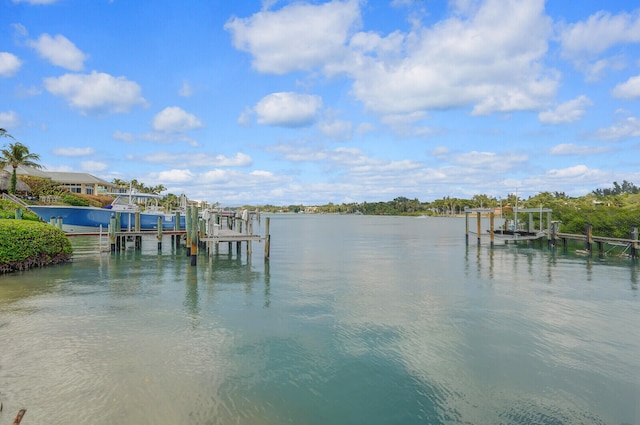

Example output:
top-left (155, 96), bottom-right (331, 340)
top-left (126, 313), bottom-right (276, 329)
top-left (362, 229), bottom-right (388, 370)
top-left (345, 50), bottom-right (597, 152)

top-left (464, 208), bottom-right (639, 258)
top-left (65, 208), bottom-right (271, 265)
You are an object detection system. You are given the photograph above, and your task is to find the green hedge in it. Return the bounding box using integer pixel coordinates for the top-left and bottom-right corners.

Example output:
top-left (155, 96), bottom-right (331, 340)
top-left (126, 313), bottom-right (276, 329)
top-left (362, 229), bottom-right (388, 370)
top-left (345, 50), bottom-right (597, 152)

top-left (60, 193), bottom-right (91, 206)
top-left (0, 199), bottom-right (40, 220)
top-left (0, 220), bottom-right (73, 273)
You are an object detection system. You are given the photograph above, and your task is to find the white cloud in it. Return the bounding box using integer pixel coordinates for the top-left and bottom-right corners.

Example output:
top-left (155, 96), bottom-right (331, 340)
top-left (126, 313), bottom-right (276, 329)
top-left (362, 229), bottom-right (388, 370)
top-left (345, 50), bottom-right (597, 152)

top-left (52, 147), bottom-right (95, 156)
top-left (549, 144), bottom-right (610, 156)
top-left (559, 10), bottom-right (640, 60)
top-left (558, 10), bottom-right (640, 79)
top-left (227, 0), bottom-right (557, 122)
top-left (592, 116), bottom-right (640, 142)
top-left (0, 111), bottom-right (20, 128)
top-left (612, 75), bottom-right (640, 99)
top-left (318, 117), bottom-right (352, 140)
top-left (142, 151), bottom-right (252, 168)
top-left (355, 122), bottom-right (375, 136)
top-left (450, 151), bottom-right (528, 172)
top-left (198, 168), bottom-right (269, 186)
top-left (153, 107), bottom-right (204, 133)
top-left (152, 169), bottom-right (195, 183)
top-left (28, 33), bottom-right (87, 71)
top-left (81, 160), bottom-right (107, 172)
top-left (0, 52), bottom-right (22, 77)
top-left (254, 92), bottom-right (322, 127)
top-left (44, 71), bottom-right (147, 115)
top-left (431, 146), bottom-right (450, 156)
top-left (538, 95), bottom-right (593, 124)
top-left (348, 0), bottom-right (556, 116)
top-left (214, 152), bottom-right (252, 167)
top-left (237, 106), bottom-right (253, 127)
top-left (545, 164), bottom-right (601, 180)
top-left (112, 131), bottom-right (136, 143)
top-left (225, 0), bottom-right (360, 74)
top-left (178, 81), bottom-right (193, 97)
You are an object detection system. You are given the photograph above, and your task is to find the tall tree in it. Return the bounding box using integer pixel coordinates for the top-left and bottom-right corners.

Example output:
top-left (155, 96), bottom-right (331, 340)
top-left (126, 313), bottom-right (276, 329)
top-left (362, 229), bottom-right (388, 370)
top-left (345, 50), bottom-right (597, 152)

top-left (0, 131), bottom-right (43, 194)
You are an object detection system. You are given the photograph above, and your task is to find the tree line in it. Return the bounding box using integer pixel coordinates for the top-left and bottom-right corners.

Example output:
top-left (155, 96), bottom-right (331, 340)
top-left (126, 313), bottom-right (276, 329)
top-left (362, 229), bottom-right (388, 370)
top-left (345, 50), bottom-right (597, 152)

top-left (2, 131), bottom-right (638, 238)
top-left (255, 186), bottom-right (640, 239)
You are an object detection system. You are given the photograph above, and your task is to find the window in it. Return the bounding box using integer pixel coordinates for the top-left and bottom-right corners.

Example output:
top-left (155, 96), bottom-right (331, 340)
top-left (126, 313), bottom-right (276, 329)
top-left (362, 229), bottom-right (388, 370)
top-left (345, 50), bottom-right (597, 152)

top-left (66, 184), bottom-right (82, 193)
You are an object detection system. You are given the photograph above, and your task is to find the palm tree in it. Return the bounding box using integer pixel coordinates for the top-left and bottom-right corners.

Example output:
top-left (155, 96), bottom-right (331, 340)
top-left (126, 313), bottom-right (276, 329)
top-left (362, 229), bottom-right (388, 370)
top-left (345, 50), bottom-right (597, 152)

top-left (0, 130), bottom-right (43, 194)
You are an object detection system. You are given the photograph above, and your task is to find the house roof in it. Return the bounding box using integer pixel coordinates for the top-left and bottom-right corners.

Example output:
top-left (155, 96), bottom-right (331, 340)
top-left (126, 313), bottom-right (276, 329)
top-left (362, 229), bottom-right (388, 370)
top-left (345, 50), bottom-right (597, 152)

top-left (10, 164), bottom-right (50, 178)
top-left (43, 171), bottom-right (112, 185)
top-left (7, 165), bottom-right (113, 186)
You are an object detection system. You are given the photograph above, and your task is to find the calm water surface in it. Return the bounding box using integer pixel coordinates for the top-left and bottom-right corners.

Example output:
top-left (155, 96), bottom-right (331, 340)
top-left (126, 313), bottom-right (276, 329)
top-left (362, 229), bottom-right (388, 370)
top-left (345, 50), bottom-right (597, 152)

top-left (0, 215), bottom-right (638, 424)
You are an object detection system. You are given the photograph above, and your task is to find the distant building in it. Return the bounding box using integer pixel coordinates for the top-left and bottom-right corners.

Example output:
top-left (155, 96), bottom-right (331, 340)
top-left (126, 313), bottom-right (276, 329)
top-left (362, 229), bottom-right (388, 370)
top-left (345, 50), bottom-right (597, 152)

top-left (5, 165), bottom-right (116, 195)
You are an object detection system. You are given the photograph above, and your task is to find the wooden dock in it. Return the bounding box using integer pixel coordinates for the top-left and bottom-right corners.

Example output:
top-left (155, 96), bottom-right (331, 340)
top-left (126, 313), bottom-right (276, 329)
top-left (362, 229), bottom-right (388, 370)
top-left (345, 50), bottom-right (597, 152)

top-left (65, 208), bottom-right (271, 265)
top-left (465, 208), bottom-right (640, 259)
top-left (465, 207), bottom-right (552, 246)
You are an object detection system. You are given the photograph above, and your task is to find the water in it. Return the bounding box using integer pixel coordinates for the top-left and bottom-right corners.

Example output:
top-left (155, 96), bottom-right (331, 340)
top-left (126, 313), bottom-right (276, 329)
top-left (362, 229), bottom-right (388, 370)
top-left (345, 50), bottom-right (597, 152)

top-left (0, 215), bottom-right (638, 425)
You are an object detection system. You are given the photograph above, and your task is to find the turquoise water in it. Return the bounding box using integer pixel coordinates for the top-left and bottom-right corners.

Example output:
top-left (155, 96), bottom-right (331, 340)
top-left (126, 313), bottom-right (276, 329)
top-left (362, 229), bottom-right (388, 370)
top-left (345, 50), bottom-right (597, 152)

top-left (0, 215), bottom-right (638, 424)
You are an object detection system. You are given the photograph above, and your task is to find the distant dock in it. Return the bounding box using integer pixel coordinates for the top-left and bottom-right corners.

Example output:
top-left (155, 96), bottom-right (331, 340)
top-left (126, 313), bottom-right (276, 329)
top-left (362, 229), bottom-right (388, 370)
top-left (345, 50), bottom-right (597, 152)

top-left (465, 208), bottom-right (639, 259)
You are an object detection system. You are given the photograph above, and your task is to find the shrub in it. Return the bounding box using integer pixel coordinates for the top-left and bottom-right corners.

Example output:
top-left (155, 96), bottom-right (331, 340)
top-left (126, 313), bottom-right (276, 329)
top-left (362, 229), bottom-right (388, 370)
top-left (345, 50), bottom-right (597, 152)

top-left (0, 199), bottom-right (40, 221)
top-left (60, 193), bottom-right (91, 206)
top-left (0, 220), bottom-right (73, 273)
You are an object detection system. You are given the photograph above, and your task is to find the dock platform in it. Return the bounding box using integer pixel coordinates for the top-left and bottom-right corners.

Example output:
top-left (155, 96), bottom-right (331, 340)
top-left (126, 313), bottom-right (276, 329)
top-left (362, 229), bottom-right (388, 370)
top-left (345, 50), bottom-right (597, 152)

top-left (63, 208), bottom-right (272, 265)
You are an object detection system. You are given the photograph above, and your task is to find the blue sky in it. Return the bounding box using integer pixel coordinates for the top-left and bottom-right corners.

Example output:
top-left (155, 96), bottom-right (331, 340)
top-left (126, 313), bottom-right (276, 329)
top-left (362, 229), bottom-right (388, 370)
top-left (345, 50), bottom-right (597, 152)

top-left (1, 0), bottom-right (639, 206)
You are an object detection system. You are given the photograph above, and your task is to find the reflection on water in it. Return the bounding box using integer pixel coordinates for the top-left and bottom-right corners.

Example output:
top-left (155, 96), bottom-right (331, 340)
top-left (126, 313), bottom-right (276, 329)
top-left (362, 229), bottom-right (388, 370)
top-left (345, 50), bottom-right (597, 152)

top-left (0, 216), bottom-right (638, 424)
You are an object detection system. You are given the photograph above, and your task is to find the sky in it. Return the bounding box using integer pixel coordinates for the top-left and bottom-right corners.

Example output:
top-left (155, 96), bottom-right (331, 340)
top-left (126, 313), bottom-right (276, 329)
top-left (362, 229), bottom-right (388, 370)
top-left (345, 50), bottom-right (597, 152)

top-left (1, 0), bottom-right (640, 206)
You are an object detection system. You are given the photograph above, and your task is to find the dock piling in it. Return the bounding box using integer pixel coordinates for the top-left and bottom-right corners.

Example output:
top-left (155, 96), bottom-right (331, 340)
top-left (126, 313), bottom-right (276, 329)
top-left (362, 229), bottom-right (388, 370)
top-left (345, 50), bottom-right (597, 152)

top-left (185, 207), bottom-right (192, 256)
top-left (585, 223), bottom-right (593, 256)
top-left (109, 215), bottom-right (116, 252)
top-left (264, 217), bottom-right (271, 260)
top-left (190, 205), bottom-right (198, 266)
top-left (157, 216), bottom-right (162, 251)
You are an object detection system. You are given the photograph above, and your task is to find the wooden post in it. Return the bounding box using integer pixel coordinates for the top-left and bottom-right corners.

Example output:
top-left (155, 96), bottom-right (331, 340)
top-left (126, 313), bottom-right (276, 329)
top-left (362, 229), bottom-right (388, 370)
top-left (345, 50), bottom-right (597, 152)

top-left (109, 215), bottom-right (116, 253)
top-left (135, 212), bottom-right (141, 232)
top-left (174, 211), bottom-right (181, 231)
top-left (190, 205), bottom-right (198, 266)
top-left (631, 226), bottom-right (638, 259)
top-left (476, 212), bottom-right (481, 245)
top-left (585, 222), bottom-right (593, 255)
top-left (264, 217), bottom-right (270, 260)
top-left (465, 211), bottom-right (469, 245)
top-left (185, 206), bottom-right (192, 256)
top-left (57, 216), bottom-right (63, 229)
top-left (157, 216), bottom-right (162, 251)
top-left (174, 211), bottom-right (181, 248)
top-left (13, 408), bottom-right (26, 424)
top-left (236, 218), bottom-right (242, 258)
top-left (549, 221), bottom-right (557, 249)
top-left (116, 212), bottom-right (121, 232)
top-left (489, 212), bottom-right (495, 247)
top-left (247, 217), bottom-right (252, 257)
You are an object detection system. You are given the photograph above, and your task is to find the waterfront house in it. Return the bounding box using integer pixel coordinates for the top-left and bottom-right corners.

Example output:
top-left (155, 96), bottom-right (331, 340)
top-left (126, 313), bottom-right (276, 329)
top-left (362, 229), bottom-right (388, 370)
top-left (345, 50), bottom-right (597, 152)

top-left (3, 165), bottom-right (116, 195)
